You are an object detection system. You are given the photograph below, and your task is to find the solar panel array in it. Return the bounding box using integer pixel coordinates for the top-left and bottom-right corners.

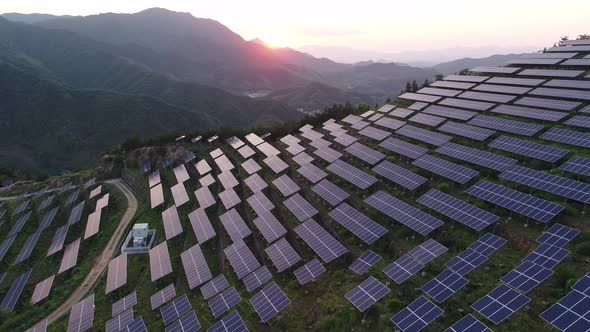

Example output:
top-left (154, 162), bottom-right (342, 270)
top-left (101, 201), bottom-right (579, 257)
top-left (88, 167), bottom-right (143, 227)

top-left (253, 212), bottom-right (287, 244)
top-left (162, 206), bottom-right (183, 240)
top-left (0, 269), bottom-right (32, 311)
top-left (468, 115), bottom-right (543, 136)
top-left (113, 291), bottom-right (137, 317)
top-left (311, 179), bottom-right (349, 206)
top-left (391, 296), bottom-right (443, 332)
top-left (265, 238), bottom-right (302, 272)
top-left (396, 125), bottom-right (452, 146)
top-left (149, 241), bottom-right (173, 282)
top-left (224, 240), bottom-right (261, 279)
top-left (208, 287), bottom-right (241, 318)
top-left (373, 160), bottom-right (427, 190)
top-left (67, 294), bottom-right (95, 332)
top-left (540, 273), bottom-right (590, 332)
top-left (447, 314), bottom-right (492, 332)
top-left (412, 154), bottom-right (478, 184)
top-left (181, 244), bottom-right (213, 289)
top-left (59, 238), bottom-right (81, 274)
top-left (207, 310), bottom-right (248, 332)
top-left (327, 159), bottom-right (378, 189)
top-left (436, 142), bottom-right (517, 172)
top-left (249, 282), bottom-right (291, 322)
top-left (345, 276), bottom-right (390, 311)
top-left (421, 269), bottom-right (469, 302)
top-left (31, 275), bottom-right (55, 305)
top-left (471, 285), bottom-right (530, 324)
top-left (422, 104), bottom-right (477, 120)
top-left (188, 208), bottom-right (216, 244)
top-left (349, 250), bottom-right (381, 275)
top-left (161, 294), bottom-right (192, 326)
top-left (329, 202), bottom-right (387, 244)
top-left (106, 253), bottom-right (127, 294)
top-left (541, 128), bottom-right (590, 148)
top-left (220, 208), bottom-right (252, 243)
top-left (283, 193), bottom-right (318, 222)
top-left (488, 136), bottom-right (569, 162)
top-left (294, 259), bottom-right (327, 285)
top-left (490, 104), bottom-right (568, 122)
top-left (294, 219), bottom-right (348, 263)
top-left (272, 174), bottom-right (301, 197)
top-left (345, 142), bottom-right (385, 165)
top-left (243, 265), bottom-right (273, 292)
top-left (379, 137), bottom-right (427, 159)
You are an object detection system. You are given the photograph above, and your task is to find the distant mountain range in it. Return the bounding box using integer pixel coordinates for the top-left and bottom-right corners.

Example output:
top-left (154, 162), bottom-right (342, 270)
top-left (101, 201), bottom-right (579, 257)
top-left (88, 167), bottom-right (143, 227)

top-left (0, 8), bottom-right (526, 174)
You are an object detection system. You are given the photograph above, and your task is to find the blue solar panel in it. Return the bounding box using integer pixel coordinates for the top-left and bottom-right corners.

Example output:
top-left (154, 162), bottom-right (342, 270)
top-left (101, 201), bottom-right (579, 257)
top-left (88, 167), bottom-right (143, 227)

top-left (490, 104), bottom-right (568, 122)
top-left (468, 115), bottom-right (543, 136)
top-left (488, 136), bottom-right (569, 163)
top-left (540, 288), bottom-right (590, 332)
top-left (345, 276), bottom-right (391, 311)
top-left (422, 104), bottom-right (477, 120)
top-left (436, 143), bottom-right (517, 172)
top-left (165, 311), bottom-right (201, 332)
top-left (329, 202), bottom-right (388, 244)
top-left (541, 128), bottom-right (590, 148)
top-left (515, 96), bottom-right (581, 111)
top-left (500, 261), bottom-right (554, 293)
top-left (409, 113), bottom-right (446, 127)
top-left (208, 287), bottom-right (242, 318)
top-left (458, 91), bottom-right (516, 103)
top-left (391, 296), bottom-right (443, 332)
top-left (249, 282), bottom-right (291, 323)
top-left (536, 223), bottom-right (580, 247)
top-left (471, 285), bottom-right (530, 325)
top-left (421, 269), bottom-right (469, 302)
top-left (407, 239), bottom-right (448, 264)
top-left (311, 179), bottom-right (349, 206)
top-left (293, 259), bottom-right (326, 285)
top-left (372, 160), bottom-right (427, 190)
top-left (399, 92), bottom-right (442, 103)
top-left (242, 265), bottom-right (272, 292)
top-left (417, 189), bottom-right (499, 231)
top-left (365, 190), bottom-right (444, 236)
top-left (207, 310), bottom-right (249, 332)
top-left (565, 115), bottom-right (590, 129)
top-left (0, 269), bottom-right (32, 311)
top-left (374, 117), bottom-right (406, 130)
top-left (465, 180), bottom-right (564, 223)
top-left (327, 159), bottom-right (378, 189)
top-left (446, 314), bottom-right (492, 332)
top-left (379, 137), bottom-right (428, 159)
top-left (438, 97), bottom-right (495, 111)
top-left (418, 87), bottom-right (462, 97)
top-left (382, 254), bottom-right (425, 284)
top-left (467, 233), bottom-right (507, 257)
top-left (123, 317), bottom-right (147, 332)
top-left (349, 250), bottom-right (382, 274)
top-left (499, 166), bottom-right (590, 205)
top-left (522, 243), bottom-right (570, 269)
top-left (160, 294), bottom-right (192, 326)
top-left (412, 154), bottom-right (478, 184)
top-left (530, 87), bottom-right (590, 101)
top-left (201, 275), bottom-right (229, 300)
top-left (396, 125), bottom-right (452, 146)
top-left (445, 248), bottom-right (488, 276)
top-left (294, 219), bottom-right (348, 263)
top-left (437, 121), bottom-right (495, 141)
top-left (345, 142), bottom-right (385, 165)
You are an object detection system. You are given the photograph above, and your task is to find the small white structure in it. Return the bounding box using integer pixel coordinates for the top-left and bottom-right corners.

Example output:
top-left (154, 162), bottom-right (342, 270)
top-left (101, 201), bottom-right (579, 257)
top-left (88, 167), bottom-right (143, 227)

top-left (121, 223), bottom-right (156, 255)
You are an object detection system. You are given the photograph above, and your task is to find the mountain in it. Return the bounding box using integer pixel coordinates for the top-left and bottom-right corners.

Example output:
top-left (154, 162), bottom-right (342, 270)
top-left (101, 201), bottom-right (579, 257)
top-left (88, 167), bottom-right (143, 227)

top-left (4, 8), bottom-right (438, 109)
top-left (432, 54), bottom-right (525, 75)
top-left (1, 12), bottom-right (61, 24)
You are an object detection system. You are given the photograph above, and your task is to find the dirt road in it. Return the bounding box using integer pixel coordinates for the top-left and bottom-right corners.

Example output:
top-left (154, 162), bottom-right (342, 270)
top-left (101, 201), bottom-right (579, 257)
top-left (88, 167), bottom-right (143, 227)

top-left (34, 179), bottom-right (138, 328)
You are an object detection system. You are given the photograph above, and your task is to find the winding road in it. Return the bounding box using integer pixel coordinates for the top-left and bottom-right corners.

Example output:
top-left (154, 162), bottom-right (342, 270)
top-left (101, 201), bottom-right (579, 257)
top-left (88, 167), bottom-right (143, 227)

top-left (31, 179), bottom-right (138, 328)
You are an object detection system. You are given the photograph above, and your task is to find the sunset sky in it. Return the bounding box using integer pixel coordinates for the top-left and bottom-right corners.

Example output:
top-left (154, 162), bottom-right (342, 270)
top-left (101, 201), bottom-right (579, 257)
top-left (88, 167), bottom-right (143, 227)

top-left (2, 0), bottom-right (589, 55)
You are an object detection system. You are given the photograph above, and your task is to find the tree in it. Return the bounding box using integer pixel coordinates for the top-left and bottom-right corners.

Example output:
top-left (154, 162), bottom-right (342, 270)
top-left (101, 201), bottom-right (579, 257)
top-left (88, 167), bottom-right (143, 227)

top-left (578, 34), bottom-right (590, 40)
top-left (411, 80), bottom-right (418, 92)
top-left (405, 81), bottom-right (411, 93)
top-left (422, 79), bottom-right (429, 88)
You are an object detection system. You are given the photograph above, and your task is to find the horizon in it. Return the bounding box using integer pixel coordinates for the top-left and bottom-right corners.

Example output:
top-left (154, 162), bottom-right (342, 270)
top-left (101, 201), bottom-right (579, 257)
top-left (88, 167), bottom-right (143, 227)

top-left (2, 1), bottom-right (589, 63)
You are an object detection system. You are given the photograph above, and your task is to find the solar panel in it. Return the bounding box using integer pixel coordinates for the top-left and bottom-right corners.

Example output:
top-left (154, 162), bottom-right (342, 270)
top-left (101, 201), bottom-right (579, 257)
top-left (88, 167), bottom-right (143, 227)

top-left (59, 238), bottom-right (81, 274)
top-left (494, 136), bottom-right (570, 163)
top-left (422, 104), bottom-right (477, 121)
top-left (412, 154), bottom-right (478, 184)
top-left (473, 83), bottom-right (532, 94)
top-left (541, 127), bottom-right (590, 148)
top-left (283, 193), bottom-right (318, 222)
top-left (208, 287), bottom-right (242, 318)
top-left (236, 145), bottom-right (256, 159)
top-left (294, 259), bottom-right (327, 285)
top-left (368, 114), bottom-right (384, 122)
top-left (218, 188), bottom-right (241, 210)
top-left (329, 202), bottom-right (388, 244)
top-left (166, 310), bottom-right (201, 332)
top-left (215, 155), bottom-right (235, 173)
top-left (241, 158), bottom-right (262, 175)
top-left (105, 308), bottom-right (134, 332)
top-left (409, 113), bottom-right (446, 127)
top-left (31, 275), bottom-right (55, 305)
top-left (300, 129), bottom-right (324, 141)
top-left (397, 125), bottom-right (453, 147)
top-left (431, 81), bottom-right (475, 89)
top-left (249, 282), bottom-right (291, 322)
top-left (224, 240), bottom-right (261, 279)
top-left (515, 96), bottom-right (581, 111)
top-left (173, 164), bottom-right (190, 183)
top-left (519, 69), bottom-right (584, 78)
top-left (371, 160), bottom-right (425, 190)
top-left (149, 241), bottom-right (173, 282)
top-left (195, 186), bottom-right (216, 209)
top-left (444, 249), bottom-right (487, 276)
top-left (468, 115), bottom-right (543, 136)
top-left (196, 160), bottom-right (213, 175)
top-left (418, 87), bottom-right (462, 97)
top-left (471, 285), bottom-right (530, 325)
top-left (544, 79), bottom-right (590, 89)
top-left (113, 291), bottom-right (137, 317)
top-left (150, 184), bottom-right (164, 209)
top-left (486, 76), bottom-right (544, 86)
top-left (220, 208), bottom-right (252, 243)
top-left (38, 194), bottom-right (56, 211)
top-left (345, 276), bottom-right (390, 311)
top-left (530, 87), bottom-right (590, 101)
top-left (161, 294), bottom-right (192, 326)
top-left (95, 193), bottom-right (110, 210)
top-left (183, 151), bottom-right (197, 163)
top-left (243, 265), bottom-right (273, 292)
top-left (297, 163), bottom-right (328, 184)
top-left (122, 317), bottom-right (147, 332)
top-left (201, 275), bottom-right (229, 300)
top-left (257, 142), bottom-right (280, 157)
top-left (313, 147), bottom-right (342, 163)
top-left (345, 142), bottom-right (385, 165)
top-left (181, 244), bottom-right (213, 289)
top-left (500, 260), bottom-right (554, 293)
top-left (522, 51), bottom-right (578, 58)
top-left (374, 116), bottom-right (406, 130)
top-left (292, 152), bottom-right (314, 166)
top-left (65, 190), bottom-right (80, 207)
top-left (247, 191), bottom-right (275, 216)
top-left (265, 238), bottom-right (302, 272)
top-left (217, 171), bottom-right (239, 190)
top-left (294, 219), bottom-right (348, 263)
top-left (150, 284), bottom-right (176, 310)
top-left (379, 137), bottom-right (427, 159)
top-left (227, 136), bottom-right (246, 149)
top-left (399, 92), bottom-right (441, 103)
top-left (507, 58), bottom-right (562, 65)
top-left (540, 287), bottom-right (590, 332)
top-left (253, 212), bottom-right (287, 244)
top-left (207, 310), bottom-right (248, 332)
top-left (210, 148), bottom-right (224, 159)
top-left (382, 253), bottom-right (425, 284)
top-left (436, 142), bottom-right (517, 172)
top-left (14, 232), bottom-right (41, 264)
top-left (358, 125), bottom-right (391, 141)
top-left (459, 91), bottom-right (516, 103)
top-left (444, 74), bottom-right (489, 82)
top-left (391, 296), bottom-right (443, 332)
top-left (349, 250), bottom-right (381, 274)
top-left (470, 66), bottom-right (519, 74)
top-left (465, 180), bottom-right (564, 223)
top-left (89, 185), bottom-right (102, 199)
top-left (389, 107), bottom-right (414, 118)
top-left (565, 115), bottom-right (590, 129)
top-left (365, 190), bottom-right (444, 236)
top-left (437, 121), bottom-right (494, 142)
top-left (421, 269), bottom-right (469, 302)
top-left (105, 253), bottom-right (127, 294)
top-left (522, 243), bottom-right (570, 269)
top-left (26, 320), bottom-right (48, 332)
top-left (244, 173), bottom-right (267, 193)
top-left (446, 314), bottom-right (492, 332)
top-left (286, 143), bottom-right (305, 155)
top-left (342, 114), bottom-right (363, 125)
top-left (377, 104), bottom-right (396, 113)
top-left (537, 223), bottom-right (580, 247)
top-left (188, 208), bottom-right (216, 244)
top-left (490, 104), bottom-right (568, 122)
top-left (438, 97), bottom-right (495, 111)
top-left (311, 179), bottom-right (349, 206)
top-left (162, 206), bottom-right (183, 240)
top-left (309, 137), bottom-right (332, 149)
top-left (281, 134), bottom-right (301, 145)
top-left (0, 269), bottom-right (32, 311)
top-left (417, 189), bottom-right (499, 231)
top-left (499, 166), bottom-right (590, 204)
top-left (263, 155), bottom-right (289, 173)
top-left (11, 198), bottom-right (30, 216)
top-left (47, 224), bottom-right (69, 256)
top-left (561, 155), bottom-right (590, 176)
top-left (408, 239), bottom-right (448, 264)
top-left (67, 294), bottom-right (95, 332)
top-left (327, 159), bottom-right (378, 189)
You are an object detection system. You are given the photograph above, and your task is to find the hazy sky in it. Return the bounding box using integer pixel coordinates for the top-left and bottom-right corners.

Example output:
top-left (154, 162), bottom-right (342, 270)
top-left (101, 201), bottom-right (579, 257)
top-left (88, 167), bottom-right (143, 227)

top-left (2, 0), bottom-right (589, 53)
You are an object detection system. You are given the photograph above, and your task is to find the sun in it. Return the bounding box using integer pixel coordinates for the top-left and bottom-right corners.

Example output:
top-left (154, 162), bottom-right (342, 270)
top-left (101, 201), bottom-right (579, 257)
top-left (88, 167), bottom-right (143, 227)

top-left (259, 33), bottom-right (292, 48)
